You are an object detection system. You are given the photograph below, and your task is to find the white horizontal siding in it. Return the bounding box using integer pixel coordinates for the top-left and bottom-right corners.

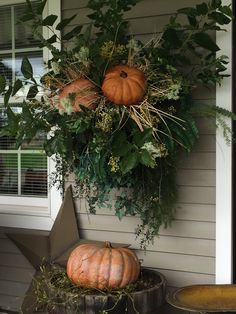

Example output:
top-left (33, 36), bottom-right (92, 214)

top-left (73, 197), bottom-right (215, 221)
top-left (75, 212), bottom-right (215, 239)
top-left (176, 204), bottom-right (215, 222)
top-left (82, 229), bottom-right (215, 257)
top-left (0, 230), bottom-right (35, 312)
top-left (62, 0), bottom-right (204, 17)
top-left (178, 152), bottom-right (216, 170)
top-left (177, 169), bottom-right (215, 186)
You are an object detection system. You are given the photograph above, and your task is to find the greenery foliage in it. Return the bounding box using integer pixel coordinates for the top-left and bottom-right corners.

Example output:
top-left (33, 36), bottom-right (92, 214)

top-left (0, 0), bottom-right (235, 248)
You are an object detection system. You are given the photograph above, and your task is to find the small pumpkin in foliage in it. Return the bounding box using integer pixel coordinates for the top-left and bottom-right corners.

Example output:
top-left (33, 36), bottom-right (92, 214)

top-left (58, 78), bottom-right (98, 114)
top-left (102, 65), bottom-right (146, 105)
top-left (67, 241), bottom-right (140, 289)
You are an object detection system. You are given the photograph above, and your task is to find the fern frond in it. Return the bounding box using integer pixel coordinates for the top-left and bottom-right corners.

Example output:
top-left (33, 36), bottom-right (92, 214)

top-left (190, 103), bottom-right (235, 144)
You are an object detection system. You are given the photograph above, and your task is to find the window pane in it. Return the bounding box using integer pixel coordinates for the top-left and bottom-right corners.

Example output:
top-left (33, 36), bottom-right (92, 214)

top-left (0, 1), bottom-right (47, 199)
top-left (0, 136), bottom-right (16, 150)
top-left (14, 3), bottom-right (42, 49)
top-left (0, 107), bottom-right (7, 128)
top-left (0, 106), bottom-right (48, 197)
top-left (0, 54), bottom-right (12, 84)
top-left (0, 6), bottom-right (11, 50)
top-left (21, 153), bottom-right (47, 196)
top-left (0, 153), bottom-right (18, 195)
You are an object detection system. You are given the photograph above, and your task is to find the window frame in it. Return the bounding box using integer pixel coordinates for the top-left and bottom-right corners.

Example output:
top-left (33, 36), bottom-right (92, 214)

top-left (215, 0), bottom-right (233, 284)
top-left (0, 0), bottom-right (62, 229)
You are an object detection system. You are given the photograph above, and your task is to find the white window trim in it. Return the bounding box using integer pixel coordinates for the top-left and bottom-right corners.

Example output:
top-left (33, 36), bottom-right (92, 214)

top-left (216, 0), bottom-right (233, 283)
top-left (0, 0), bottom-right (30, 5)
top-left (0, 0), bottom-right (62, 230)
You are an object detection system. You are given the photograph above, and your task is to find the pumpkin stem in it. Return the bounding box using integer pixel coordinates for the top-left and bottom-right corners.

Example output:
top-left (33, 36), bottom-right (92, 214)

top-left (105, 241), bottom-right (112, 248)
top-left (120, 71), bottom-right (128, 78)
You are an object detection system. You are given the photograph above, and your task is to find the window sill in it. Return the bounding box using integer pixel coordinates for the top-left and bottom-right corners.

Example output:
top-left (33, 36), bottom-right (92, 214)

top-left (0, 212), bottom-right (54, 230)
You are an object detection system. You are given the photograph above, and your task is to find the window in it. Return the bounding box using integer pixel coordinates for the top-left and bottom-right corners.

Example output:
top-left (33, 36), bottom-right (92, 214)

top-left (0, 1), bottom-right (47, 198)
top-left (0, 113), bottom-right (48, 196)
top-left (0, 0), bottom-right (61, 228)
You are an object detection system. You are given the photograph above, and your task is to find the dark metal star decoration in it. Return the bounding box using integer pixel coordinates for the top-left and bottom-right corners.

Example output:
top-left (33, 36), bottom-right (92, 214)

top-left (6, 185), bottom-right (83, 313)
top-left (6, 185), bottom-right (129, 313)
top-left (7, 185), bottom-right (81, 268)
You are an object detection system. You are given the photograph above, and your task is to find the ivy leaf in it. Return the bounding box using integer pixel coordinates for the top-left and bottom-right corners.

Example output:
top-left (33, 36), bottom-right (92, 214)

top-left (220, 5), bottom-right (233, 17)
top-left (7, 106), bottom-right (18, 124)
top-left (95, 153), bottom-right (107, 180)
top-left (5, 106), bottom-right (20, 138)
top-left (87, 0), bottom-right (103, 10)
top-left (42, 14), bottom-right (58, 26)
top-left (133, 128), bottom-right (153, 147)
top-left (27, 85), bottom-right (38, 99)
top-left (36, 0), bottom-right (47, 14)
top-left (63, 25), bottom-right (83, 40)
top-left (162, 28), bottom-right (182, 49)
top-left (21, 56), bottom-right (33, 79)
top-left (0, 75), bottom-right (6, 93)
top-left (193, 33), bottom-right (220, 51)
top-left (196, 3), bottom-right (208, 15)
top-left (208, 11), bottom-right (231, 25)
top-left (46, 34), bottom-right (57, 44)
top-left (210, 0), bottom-right (222, 9)
top-left (188, 15), bottom-right (197, 27)
top-left (12, 79), bottom-right (23, 96)
top-left (111, 131), bottom-right (133, 156)
top-left (140, 150), bottom-right (155, 168)
top-left (44, 136), bottom-right (66, 157)
top-left (120, 152), bottom-right (138, 174)
top-left (56, 14), bottom-right (77, 30)
top-left (22, 102), bottom-right (33, 120)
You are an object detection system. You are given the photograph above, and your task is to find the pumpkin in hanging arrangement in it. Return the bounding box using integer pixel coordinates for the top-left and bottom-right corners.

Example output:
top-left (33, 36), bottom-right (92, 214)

top-left (67, 241), bottom-right (140, 289)
top-left (57, 78), bottom-right (99, 114)
top-left (101, 65), bottom-right (146, 106)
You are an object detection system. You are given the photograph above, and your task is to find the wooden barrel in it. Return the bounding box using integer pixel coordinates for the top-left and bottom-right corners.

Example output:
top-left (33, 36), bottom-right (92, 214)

top-left (47, 268), bottom-right (166, 314)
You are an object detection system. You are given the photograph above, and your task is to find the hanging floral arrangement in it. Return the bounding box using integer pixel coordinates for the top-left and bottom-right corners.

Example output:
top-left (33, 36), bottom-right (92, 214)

top-left (0, 0), bottom-right (234, 248)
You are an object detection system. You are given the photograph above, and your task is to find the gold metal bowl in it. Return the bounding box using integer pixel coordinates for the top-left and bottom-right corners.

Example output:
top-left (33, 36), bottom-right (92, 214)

top-left (166, 284), bottom-right (236, 312)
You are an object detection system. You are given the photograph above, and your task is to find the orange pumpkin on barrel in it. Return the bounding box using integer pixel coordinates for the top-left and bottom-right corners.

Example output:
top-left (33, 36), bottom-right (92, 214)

top-left (67, 241), bottom-right (140, 289)
top-left (58, 78), bottom-right (98, 114)
top-left (102, 65), bottom-right (146, 106)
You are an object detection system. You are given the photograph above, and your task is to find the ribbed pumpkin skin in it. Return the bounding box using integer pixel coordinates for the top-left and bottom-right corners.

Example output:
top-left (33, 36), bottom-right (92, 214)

top-left (102, 65), bottom-right (146, 105)
top-left (67, 242), bottom-right (140, 289)
top-left (58, 79), bottom-right (98, 112)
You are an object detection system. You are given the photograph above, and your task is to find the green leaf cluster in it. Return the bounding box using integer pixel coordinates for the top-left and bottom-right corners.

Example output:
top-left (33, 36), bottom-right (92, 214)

top-left (0, 0), bottom-right (233, 248)
top-left (153, 0), bottom-right (232, 86)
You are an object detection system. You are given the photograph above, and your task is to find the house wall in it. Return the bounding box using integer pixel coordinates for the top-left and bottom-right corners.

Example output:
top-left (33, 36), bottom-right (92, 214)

top-left (0, 228), bottom-right (35, 312)
top-left (0, 0), bottom-right (217, 313)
